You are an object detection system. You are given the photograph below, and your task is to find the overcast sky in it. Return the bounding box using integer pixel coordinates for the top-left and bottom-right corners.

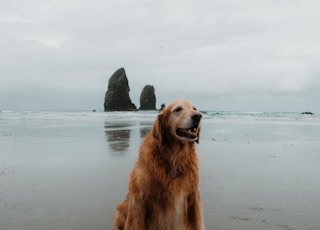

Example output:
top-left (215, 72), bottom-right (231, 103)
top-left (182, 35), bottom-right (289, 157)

top-left (1, 0), bottom-right (319, 112)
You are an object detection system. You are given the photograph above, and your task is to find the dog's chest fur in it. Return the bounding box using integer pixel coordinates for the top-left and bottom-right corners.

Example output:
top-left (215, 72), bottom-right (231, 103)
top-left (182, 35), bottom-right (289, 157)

top-left (143, 162), bottom-right (197, 229)
top-left (172, 191), bottom-right (188, 228)
top-left (145, 188), bottom-right (189, 230)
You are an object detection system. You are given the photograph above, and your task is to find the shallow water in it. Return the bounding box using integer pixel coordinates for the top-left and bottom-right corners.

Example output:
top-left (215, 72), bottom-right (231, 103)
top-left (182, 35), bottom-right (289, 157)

top-left (0, 111), bottom-right (320, 230)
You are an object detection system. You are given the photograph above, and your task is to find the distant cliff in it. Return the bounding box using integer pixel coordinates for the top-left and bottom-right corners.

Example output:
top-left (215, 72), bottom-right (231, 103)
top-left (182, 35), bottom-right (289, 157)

top-left (139, 85), bottom-right (157, 110)
top-left (104, 68), bottom-right (137, 111)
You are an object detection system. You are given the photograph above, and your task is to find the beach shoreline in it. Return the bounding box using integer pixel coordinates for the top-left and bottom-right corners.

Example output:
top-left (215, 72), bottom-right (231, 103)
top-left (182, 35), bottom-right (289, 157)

top-left (1, 111), bottom-right (319, 230)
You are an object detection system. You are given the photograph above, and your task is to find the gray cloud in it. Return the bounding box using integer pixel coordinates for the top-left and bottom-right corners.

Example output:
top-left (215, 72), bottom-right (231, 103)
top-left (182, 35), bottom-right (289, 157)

top-left (1, 0), bottom-right (320, 112)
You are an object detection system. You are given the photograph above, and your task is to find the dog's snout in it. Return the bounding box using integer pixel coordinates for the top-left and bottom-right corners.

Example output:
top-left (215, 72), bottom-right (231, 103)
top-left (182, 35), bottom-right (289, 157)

top-left (192, 113), bottom-right (202, 123)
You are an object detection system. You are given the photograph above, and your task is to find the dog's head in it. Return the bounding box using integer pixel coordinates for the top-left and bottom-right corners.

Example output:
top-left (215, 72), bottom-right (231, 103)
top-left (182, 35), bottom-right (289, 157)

top-left (152, 100), bottom-right (202, 144)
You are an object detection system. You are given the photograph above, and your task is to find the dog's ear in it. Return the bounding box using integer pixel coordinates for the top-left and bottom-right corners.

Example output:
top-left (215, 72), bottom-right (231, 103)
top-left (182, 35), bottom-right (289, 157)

top-left (151, 111), bottom-right (168, 145)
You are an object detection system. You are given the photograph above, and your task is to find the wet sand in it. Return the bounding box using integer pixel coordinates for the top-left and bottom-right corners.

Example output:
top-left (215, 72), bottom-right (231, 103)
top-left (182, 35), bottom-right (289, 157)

top-left (1, 114), bottom-right (320, 230)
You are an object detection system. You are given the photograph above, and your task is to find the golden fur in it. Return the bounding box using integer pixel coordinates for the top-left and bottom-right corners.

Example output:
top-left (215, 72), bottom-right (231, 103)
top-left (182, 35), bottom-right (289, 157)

top-left (114, 100), bottom-right (205, 230)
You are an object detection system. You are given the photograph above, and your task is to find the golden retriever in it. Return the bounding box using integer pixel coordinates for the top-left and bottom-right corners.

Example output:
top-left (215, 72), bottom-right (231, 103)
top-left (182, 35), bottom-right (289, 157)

top-left (114, 100), bottom-right (205, 230)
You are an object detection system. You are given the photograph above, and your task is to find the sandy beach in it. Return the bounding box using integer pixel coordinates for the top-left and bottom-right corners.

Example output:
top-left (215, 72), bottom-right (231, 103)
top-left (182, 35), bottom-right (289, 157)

top-left (1, 111), bottom-right (320, 230)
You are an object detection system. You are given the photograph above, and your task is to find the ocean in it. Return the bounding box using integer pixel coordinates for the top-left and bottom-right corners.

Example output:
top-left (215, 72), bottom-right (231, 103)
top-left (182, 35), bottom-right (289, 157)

top-left (1, 110), bottom-right (319, 144)
top-left (1, 110), bottom-right (320, 230)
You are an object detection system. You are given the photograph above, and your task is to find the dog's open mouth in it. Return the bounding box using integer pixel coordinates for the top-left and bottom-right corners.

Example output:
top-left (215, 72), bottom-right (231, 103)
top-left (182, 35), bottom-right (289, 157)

top-left (176, 126), bottom-right (198, 139)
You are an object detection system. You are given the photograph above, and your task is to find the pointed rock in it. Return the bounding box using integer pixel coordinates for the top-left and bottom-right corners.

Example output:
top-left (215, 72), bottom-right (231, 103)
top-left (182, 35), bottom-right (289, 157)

top-left (139, 85), bottom-right (157, 110)
top-left (104, 68), bottom-right (137, 111)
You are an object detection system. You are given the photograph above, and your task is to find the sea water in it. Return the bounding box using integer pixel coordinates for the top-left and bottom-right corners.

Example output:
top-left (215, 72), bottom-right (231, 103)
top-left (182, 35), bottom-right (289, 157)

top-left (1, 110), bottom-right (319, 146)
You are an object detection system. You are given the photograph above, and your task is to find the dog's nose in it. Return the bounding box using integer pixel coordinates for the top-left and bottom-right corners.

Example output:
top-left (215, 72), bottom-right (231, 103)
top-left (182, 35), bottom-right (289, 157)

top-left (192, 113), bottom-right (202, 123)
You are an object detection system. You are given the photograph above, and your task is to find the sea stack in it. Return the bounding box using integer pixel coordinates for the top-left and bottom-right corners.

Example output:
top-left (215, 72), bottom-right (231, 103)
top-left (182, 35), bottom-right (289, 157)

top-left (301, 112), bottom-right (313, 115)
top-left (104, 68), bottom-right (137, 111)
top-left (139, 85), bottom-right (157, 110)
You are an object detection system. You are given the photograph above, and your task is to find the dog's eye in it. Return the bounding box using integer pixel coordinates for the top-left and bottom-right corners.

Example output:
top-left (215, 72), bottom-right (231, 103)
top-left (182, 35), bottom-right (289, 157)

top-left (193, 107), bottom-right (197, 111)
top-left (173, 106), bottom-right (183, 112)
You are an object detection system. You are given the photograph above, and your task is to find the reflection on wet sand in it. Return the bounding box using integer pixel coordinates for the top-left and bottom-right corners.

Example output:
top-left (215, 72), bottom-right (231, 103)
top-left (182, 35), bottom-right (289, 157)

top-left (104, 122), bottom-right (132, 155)
top-left (139, 121), bottom-right (153, 138)
top-left (104, 121), bottom-right (154, 155)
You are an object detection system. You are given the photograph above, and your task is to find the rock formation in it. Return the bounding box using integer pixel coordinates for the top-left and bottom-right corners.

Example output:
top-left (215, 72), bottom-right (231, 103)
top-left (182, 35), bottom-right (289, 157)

top-left (104, 68), bottom-right (137, 111)
top-left (139, 85), bottom-right (157, 110)
top-left (301, 111), bottom-right (313, 115)
top-left (159, 104), bottom-right (166, 111)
